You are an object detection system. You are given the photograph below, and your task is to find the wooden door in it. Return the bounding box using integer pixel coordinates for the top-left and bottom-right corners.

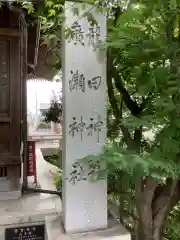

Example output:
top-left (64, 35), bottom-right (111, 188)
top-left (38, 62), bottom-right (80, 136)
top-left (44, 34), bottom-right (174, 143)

top-left (0, 36), bottom-right (21, 165)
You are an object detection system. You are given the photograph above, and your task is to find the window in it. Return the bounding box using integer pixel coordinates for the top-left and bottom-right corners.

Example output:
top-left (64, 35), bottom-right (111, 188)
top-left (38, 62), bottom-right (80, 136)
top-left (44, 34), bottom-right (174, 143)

top-left (0, 40), bottom-right (9, 115)
top-left (0, 166), bottom-right (7, 178)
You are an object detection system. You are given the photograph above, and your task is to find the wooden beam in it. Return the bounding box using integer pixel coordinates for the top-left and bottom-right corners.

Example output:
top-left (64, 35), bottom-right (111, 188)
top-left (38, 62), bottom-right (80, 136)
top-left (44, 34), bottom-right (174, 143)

top-left (0, 28), bottom-right (20, 37)
top-left (0, 117), bottom-right (10, 123)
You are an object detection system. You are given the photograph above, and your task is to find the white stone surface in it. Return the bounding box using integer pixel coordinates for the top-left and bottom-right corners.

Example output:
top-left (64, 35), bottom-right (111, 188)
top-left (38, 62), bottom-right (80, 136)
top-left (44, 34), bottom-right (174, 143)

top-left (45, 215), bottom-right (131, 240)
top-left (62, 2), bottom-right (107, 233)
top-left (68, 225), bottom-right (131, 240)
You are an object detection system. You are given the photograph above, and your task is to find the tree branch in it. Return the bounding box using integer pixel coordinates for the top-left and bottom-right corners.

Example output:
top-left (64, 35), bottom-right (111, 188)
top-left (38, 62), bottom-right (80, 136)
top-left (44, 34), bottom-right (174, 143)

top-left (107, 50), bottom-right (134, 147)
top-left (107, 50), bottom-right (120, 118)
top-left (134, 127), bottom-right (142, 152)
top-left (114, 74), bottom-right (144, 116)
top-left (152, 180), bottom-right (179, 218)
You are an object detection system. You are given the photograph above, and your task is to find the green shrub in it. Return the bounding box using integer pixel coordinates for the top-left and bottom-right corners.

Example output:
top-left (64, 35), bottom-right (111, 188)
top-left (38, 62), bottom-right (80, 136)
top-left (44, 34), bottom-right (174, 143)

top-left (165, 204), bottom-right (180, 240)
top-left (44, 152), bottom-right (62, 192)
top-left (37, 121), bottom-right (51, 129)
top-left (45, 100), bottom-right (62, 123)
top-left (52, 170), bottom-right (62, 192)
top-left (44, 151), bottom-right (62, 168)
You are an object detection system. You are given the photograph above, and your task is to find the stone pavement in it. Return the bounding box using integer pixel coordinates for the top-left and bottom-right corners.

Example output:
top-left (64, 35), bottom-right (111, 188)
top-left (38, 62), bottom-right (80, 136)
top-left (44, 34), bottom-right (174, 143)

top-left (46, 214), bottom-right (131, 240)
top-left (0, 147), bottom-right (61, 240)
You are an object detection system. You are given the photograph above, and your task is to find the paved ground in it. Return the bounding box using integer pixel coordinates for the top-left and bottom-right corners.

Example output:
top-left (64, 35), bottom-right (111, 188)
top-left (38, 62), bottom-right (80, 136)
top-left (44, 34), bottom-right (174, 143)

top-left (0, 148), bottom-right (61, 224)
top-left (36, 141), bottom-right (60, 150)
top-left (0, 144), bottom-right (131, 240)
top-left (0, 146), bottom-right (62, 239)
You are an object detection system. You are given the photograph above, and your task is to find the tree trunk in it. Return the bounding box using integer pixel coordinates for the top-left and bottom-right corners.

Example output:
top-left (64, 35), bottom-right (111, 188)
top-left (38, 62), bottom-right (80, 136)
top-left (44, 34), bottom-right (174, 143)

top-left (136, 225), bottom-right (152, 240)
top-left (136, 222), bottom-right (163, 240)
top-left (135, 179), bottom-right (180, 240)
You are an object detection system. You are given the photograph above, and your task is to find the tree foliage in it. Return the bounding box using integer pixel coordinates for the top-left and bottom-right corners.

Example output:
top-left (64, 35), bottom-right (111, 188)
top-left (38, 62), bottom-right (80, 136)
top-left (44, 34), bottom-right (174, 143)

top-left (45, 100), bottom-right (62, 123)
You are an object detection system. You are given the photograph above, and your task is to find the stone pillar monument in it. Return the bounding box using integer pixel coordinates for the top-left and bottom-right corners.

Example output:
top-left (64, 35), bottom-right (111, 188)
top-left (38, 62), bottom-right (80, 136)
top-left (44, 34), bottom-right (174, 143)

top-left (62, 2), bottom-right (107, 233)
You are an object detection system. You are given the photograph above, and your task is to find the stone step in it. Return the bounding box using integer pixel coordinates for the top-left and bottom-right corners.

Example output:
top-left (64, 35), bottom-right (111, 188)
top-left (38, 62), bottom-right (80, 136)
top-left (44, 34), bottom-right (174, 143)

top-left (0, 210), bottom-right (60, 240)
top-left (0, 221), bottom-right (47, 240)
top-left (0, 191), bottom-right (61, 240)
top-left (0, 210), bottom-right (60, 226)
top-left (45, 215), bottom-right (132, 240)
top-left (0, 190), bottom-right (21, 201)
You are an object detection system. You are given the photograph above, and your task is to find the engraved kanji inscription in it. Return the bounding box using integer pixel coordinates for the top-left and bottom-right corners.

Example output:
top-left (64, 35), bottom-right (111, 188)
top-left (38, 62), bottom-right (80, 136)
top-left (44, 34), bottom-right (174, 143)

top-left (87, 24), bottom-right (101, 47)
top-left (69, 70), bottom-right (85, 92)
top-left (71, 21), bottom-right (84, 45)
top-left (88, 76), bottom-right (101, 90)
top-left (86, 115), bottom-right (103, 142)
top-left (5, 224), bottom-right (45, 240)
top-left (69, 116), bottom-right (86, 140)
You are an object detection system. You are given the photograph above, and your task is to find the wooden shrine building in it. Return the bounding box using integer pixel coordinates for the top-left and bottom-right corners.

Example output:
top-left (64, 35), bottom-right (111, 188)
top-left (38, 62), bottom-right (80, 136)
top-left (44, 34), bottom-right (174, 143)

top-left (0, 1), bottom-right (41, 197)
